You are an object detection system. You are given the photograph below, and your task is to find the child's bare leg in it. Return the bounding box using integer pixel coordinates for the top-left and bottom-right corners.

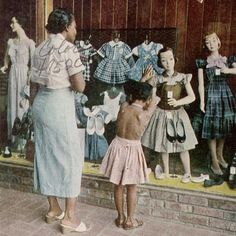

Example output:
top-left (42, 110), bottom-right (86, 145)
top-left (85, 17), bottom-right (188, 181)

top-left (114, 184), bottom-right (125, 223)
top-left (47, 196), bottom-right (63, 217)
top-left (161, 152), bottom-right (169, 174)
top-left (180, 151), bottom-right (191, 175)
top-left (208, 139), bottom-right (222, 171)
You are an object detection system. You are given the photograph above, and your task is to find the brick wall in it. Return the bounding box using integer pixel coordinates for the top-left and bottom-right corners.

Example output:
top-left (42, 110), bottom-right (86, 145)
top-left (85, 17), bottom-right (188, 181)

top-left (0, 162), bottom-right (235, 234)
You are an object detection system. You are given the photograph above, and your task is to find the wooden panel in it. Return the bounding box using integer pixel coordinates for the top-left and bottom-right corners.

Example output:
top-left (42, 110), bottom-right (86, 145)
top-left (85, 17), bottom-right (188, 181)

top-left (62, 0), bottom-right (74, 11)
top-left (165, 0), bottom-right (177, 27)
top-left (83, 0), bottom-right (92, 29)
top-left (175, 0), bottom-right (188, 72)
top-left (74, 0), bottom-right (83, 30)
top-left (53, 0), bottom-right (62, 8)
top-left (185, 0), bottom-right (204, 72)
top-left (137, 0), bottom-right (151, 28)
top-left (151, 0), bottom-right (165, 28)
top-left (114, 0), bottom-right (127, 28)
top-left (91, 0), bottom-right (101, 28)
top-left (127, 0), bottom-right (137, 28)
top-left (101, 0), bottom-right (113, 29)
top-left (229, 1), bottom-right (236, 54)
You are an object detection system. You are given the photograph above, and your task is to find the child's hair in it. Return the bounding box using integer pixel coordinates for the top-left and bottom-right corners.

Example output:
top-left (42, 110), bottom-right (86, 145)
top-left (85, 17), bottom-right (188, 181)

top-left (157, 47), bottom-right (178, 68)
top-left (125, 80), bottom-right (153, 104)
top-left (203, 32), bottom-right (221, 49)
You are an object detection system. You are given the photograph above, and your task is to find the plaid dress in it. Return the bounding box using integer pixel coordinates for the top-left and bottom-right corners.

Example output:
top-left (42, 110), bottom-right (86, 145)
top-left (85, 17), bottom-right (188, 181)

top-left (94, 41), bottom-right (134, 84)
top-left (194, 56), bottom-right (236, 139)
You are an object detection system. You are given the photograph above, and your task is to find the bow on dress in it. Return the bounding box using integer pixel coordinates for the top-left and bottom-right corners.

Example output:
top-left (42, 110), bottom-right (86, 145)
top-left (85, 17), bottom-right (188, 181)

top-left (206, 55), bottom-right (227, 68)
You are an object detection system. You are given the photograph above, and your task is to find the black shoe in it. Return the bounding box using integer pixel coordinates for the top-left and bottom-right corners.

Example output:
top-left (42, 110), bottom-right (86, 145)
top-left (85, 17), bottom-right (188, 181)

top-left (3, 146), bottom-right (12, 158)
top-left (176, 118), bottom-right (186, 143)
top-left (204, 176), bottom-right (224, 187)
top-left (166, 119), bottom-right (176, 143)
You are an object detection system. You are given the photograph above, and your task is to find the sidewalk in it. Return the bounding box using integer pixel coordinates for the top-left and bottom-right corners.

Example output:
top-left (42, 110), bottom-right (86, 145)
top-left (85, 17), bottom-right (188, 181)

top-left (0, 187), bottom-right (232, 236)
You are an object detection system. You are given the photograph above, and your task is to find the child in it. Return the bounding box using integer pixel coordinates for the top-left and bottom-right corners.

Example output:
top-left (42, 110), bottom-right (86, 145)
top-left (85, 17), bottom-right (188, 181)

top-left (194, 32), bottom-right (236, 175)
top-left (141, 47), bottom-right (198, 183)
top-left (100, 80), bottom-right (158, 230)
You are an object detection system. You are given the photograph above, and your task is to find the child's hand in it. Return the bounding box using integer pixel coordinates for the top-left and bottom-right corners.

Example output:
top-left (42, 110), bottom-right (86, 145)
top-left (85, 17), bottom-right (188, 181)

top-left (168, 98), bottom-right (179, 107)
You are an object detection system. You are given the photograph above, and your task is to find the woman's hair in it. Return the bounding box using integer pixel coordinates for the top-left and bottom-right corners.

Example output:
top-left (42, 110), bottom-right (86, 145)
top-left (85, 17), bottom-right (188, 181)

top-left (157, 47), bottom-right (178, 68)
top-left (45, 8), bottom-right (74, 34)
top-left (125, 80), bottom-right (153, 103)
top-left (203, 32), bottom-right (221, 49)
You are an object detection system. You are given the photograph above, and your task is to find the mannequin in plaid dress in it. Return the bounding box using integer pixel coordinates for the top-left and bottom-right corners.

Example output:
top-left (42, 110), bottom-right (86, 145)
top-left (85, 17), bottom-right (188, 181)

top-left (195, 32), bottom-right (236, 175)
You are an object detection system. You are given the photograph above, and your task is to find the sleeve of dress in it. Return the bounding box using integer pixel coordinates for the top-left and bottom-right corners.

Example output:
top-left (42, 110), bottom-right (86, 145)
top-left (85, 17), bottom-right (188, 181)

top-left (181, 73), bottom-right (193, 85)
top-left (123, 43), bottom-right (133, 59)
top-left (132, 46), bottom-right (138, 56)
top-left (227, 55), bottom-right (236, 67)
top-left (97, 43), bottom-right (107, 58)
top-left (65, 44), bottom-right (85, 76)
top-left (196, 59), bottom-right (206, 69)
top-left (156, 43), bottom-right (164, 53)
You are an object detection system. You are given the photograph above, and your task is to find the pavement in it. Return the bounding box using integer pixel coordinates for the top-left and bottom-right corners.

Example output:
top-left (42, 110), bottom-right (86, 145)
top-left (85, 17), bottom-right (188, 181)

top-left (0, 187), bottom-right (233, 236)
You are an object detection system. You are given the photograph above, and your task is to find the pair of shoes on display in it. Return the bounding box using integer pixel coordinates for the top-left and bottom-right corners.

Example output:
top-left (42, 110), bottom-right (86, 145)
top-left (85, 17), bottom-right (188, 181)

top-left (2, 146), bottom-right (12, 158)
top-left (191, 174), bottom-right (209, 183)
top-left (181, 173), bottom-right (191, 183)
top-left (84, 107), bottom-right (105, 135)
top-left (166, 118), bottom-right (186, 143)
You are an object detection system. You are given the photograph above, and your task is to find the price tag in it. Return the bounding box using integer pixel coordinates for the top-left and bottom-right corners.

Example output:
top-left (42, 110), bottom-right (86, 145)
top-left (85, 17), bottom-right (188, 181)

top-left (230, 166), bottom-right (236, 175)
top-left (167, 91), bottom-right (173, 98)
top-left (215, 68), bottom-right (221, 76)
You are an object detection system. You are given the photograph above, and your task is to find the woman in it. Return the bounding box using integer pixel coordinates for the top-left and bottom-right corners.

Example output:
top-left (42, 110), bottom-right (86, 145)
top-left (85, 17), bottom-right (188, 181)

top-left (0, 15), bottom-right (35, 145)
top-left (30, 8), bottom-right (90, 233)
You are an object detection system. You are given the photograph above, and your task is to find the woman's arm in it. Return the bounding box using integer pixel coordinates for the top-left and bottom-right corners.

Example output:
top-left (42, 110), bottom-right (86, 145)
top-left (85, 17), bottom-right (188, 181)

top-left (70, 71), bottom-right (86, 93)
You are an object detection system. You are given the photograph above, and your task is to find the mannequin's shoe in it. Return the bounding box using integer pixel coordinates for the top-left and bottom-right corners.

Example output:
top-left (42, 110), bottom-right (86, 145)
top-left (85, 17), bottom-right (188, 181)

top-left (166, 119), bottom-right (176, 143)
top-left (218, 160), bottom-right (228, 169)
top-left (176, 118), bottom-right (186, 143)
top-left (3, 146), bottom-right (12, 158)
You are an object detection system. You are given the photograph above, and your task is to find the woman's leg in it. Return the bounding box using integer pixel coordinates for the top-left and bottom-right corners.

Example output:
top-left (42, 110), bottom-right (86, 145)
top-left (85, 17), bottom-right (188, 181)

top-left (161, 152), bottom-right (169, 175)
top-left (61, 198), bottom-right (80, 227)
top-left (47, 196), bottom-right (63, 217)
top-left (114, 184), bottom-right (126, 223)
top-left (208, 139), bottom-right (223, 174)
top-left (180, 151), bottom-right (191, 175)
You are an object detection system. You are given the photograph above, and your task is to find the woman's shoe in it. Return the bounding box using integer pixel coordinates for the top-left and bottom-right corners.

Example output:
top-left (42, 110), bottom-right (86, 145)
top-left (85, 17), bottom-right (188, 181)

top-left (60, 221), bottom-right (91, 234)
top-left (176, 118), bottom-right (186, 143)
top-left (166, 119), bottom-right (176, 143)
top-left (45, 211), bottom-right (65, 224)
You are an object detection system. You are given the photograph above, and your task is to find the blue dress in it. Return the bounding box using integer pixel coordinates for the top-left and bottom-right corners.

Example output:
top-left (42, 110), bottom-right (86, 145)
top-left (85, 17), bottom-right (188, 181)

top-left (128, 42), bottom-right (164, 81)
top-left (194, 55), bottom-right (236, 139)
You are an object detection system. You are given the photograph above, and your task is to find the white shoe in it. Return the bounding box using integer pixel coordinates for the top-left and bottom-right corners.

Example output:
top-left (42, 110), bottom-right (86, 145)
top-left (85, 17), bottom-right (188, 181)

top-left (191, 174), bottom-right (209, 183)
top-left (95, 113), bottom-right (105, 136)
top-left (181, 174), bottom-right (191, 183)
top-left (86, 117), bottom-right (95, 135)
top-left (155, 165), bottom-right (167, 179)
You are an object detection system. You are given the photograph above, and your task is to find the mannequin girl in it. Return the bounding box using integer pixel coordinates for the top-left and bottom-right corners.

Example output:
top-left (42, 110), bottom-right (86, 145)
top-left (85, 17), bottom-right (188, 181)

top-left (141, 47), bottom-right (198, 183)
top-left (195, 32), bottom-right (236, 175)
top-left (0, 15), bottom-right (35, 146)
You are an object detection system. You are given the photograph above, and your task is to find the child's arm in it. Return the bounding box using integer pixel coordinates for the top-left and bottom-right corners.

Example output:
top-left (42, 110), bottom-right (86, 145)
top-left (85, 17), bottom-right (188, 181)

top-left (168, 80), bottom-right (196, 107)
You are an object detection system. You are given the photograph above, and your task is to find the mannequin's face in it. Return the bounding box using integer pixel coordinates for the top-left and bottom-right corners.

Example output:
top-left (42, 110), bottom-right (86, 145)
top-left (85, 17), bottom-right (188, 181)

top-left (113, 33), bottom-right (120, 43)
top-left (10, 17), bottom-right (21, 32)
top-left (66, 19), bottom-right (77, 43)
top-left (159, 50), bottom-right (175, 71)
top-left (205, 34), bottom-right (220, 52)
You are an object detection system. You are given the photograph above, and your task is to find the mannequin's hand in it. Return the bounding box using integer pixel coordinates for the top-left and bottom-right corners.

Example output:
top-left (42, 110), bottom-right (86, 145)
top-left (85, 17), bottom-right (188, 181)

top-left (168, 98), bottom-right (179, 107)
top-left (220, 67), bottom-right (230, 74)
top-left (0, 66), bottom-right (7, 74)
top-left (200, 102), bottom-right (205, 113)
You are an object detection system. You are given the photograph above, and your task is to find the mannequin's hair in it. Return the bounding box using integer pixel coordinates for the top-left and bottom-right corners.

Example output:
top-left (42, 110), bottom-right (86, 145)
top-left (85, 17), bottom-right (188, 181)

top-left (111, 30), bottom-right (120, 40)
top-left (45, 8), bottom-right (74, 34)
top-left (203, 32), bottom-right (221, 49)
top-left (13, 15), bottom-right (27, 28)
top-left (157, 47), bottom-right (178, 68)
top-left (125, 80), bottom-right (153, 104)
